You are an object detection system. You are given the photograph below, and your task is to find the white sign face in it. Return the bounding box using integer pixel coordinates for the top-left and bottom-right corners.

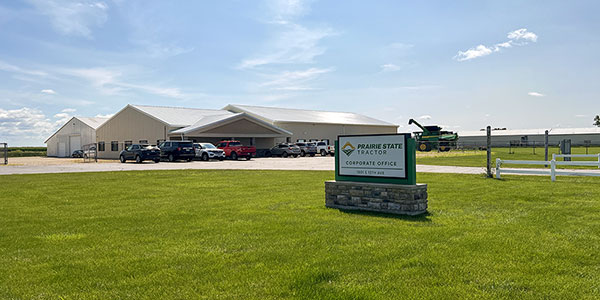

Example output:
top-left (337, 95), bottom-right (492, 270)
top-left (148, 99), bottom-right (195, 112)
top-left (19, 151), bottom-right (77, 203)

top-left (338, 134), bottom-right (406, 178)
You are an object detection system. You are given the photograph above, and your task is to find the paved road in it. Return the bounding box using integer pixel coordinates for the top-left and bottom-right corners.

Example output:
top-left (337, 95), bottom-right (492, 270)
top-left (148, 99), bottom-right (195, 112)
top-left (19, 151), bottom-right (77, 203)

top-left (1, 157), bottom-right (598, 177)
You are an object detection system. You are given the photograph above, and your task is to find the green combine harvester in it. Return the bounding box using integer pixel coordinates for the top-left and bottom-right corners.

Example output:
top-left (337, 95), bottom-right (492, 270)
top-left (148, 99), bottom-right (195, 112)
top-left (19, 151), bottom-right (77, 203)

top-left (408, 119), bottom-right (459, 152)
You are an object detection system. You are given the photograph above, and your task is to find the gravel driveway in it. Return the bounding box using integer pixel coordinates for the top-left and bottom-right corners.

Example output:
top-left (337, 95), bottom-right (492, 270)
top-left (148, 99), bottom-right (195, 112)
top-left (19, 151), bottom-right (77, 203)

top-left (0, 156), bottom-right (488, 175)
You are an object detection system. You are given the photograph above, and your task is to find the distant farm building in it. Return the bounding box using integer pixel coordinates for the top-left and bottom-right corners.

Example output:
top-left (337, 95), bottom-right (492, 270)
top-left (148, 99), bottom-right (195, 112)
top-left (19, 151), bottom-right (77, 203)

top-left (45, 117), bottom-right (109, 157)
top-left (458, 128), bottom-right (600, 147)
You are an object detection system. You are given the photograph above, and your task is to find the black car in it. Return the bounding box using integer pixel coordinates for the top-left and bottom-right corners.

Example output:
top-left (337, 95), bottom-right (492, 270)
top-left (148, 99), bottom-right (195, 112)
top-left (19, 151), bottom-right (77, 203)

top-left (119, 144), bottom-right (160, 163)
top-left (158, 141), bottom-right (195, 162)
top-left (71, 150), bottom-right (84, 158)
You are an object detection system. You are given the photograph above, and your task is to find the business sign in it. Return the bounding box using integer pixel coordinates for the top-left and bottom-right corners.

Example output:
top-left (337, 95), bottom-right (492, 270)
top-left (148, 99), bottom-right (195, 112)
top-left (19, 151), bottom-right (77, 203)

top-left (335, 134), bottom-right (416, 185)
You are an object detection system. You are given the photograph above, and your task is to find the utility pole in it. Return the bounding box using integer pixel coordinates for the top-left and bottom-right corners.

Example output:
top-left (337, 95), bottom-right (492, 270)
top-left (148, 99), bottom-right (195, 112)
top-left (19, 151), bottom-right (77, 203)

top-left (544, 130), bottom-right (549, 164)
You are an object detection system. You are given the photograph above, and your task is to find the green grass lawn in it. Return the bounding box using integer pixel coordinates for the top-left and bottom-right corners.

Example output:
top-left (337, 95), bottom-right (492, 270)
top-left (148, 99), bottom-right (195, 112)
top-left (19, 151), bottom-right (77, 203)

top-left (1, 170), bottom-right (600, 299)
top-left (416, 146), bottom-right (600, 169)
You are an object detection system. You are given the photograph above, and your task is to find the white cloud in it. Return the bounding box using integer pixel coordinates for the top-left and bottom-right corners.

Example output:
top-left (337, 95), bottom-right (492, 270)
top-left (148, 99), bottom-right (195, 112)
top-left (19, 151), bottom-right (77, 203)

top-left (507, 28), bottom-right (538, 42)
top-left (494, 41), bottom-right (512, 49)
top-left (528, 92), bottom-right (544, 97)
top-left (239, 23), bottom-right (335, 69)
top-left (419, 115), bottom-right (432, 120)
top-left (41, 89), bottom-right (57, 95)
top-left (62, 108), bottom-right (77, 113)
top-left (0, 107), bottom-right (69, 141)
top-left (454, 45), bottom-right (493, 61)
top-left (95, 113), bottom-right (114, 118)
top-left (26, 0), bottom-right (109, 38)
top-left (61, 67), bottom-right (186, 98)
top-left (0, 60), bottom-right (47, 77)
top-left (119, 82), bottom-right (185, 99)
top-left (239, 0), bottom-right (334, 68)
top-left (53, 112), bottom-right (70, 119)
top-left (268, 0), bottom-right (311, 22)
top-left (380, 64), bottom-right (402, 72)
top-left (575, 114), bottom-right (587, 118)
top-left (454, 28), bottom-right (538, 61)
top-left (259, 67), bottom-right (332, 90)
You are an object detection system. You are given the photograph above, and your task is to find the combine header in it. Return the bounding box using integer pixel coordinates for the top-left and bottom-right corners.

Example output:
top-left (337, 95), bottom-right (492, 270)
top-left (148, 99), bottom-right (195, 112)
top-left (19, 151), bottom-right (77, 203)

top-left (408, 119), bottom-right (459, 152)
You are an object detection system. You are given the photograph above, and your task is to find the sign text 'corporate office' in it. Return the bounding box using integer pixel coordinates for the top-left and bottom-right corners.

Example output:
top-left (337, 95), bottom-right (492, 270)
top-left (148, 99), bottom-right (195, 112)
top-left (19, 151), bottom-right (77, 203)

top-left (338, 134), bottom-right (407, 179)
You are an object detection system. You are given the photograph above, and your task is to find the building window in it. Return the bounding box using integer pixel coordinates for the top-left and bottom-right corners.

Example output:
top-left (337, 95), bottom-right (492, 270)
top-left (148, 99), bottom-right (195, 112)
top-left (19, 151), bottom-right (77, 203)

top-left (139, 140), bottom-right (148, 144)
top-left (297, 139), bottom-right (305, 142)
top-left (124, 140), bottom-right (132, 148)
top-left (111, 141), bottom-right (119, 151)
top-left (286, 137), bottom-right (291, 143)
top-left (98, 142), bottom-right (105, 152)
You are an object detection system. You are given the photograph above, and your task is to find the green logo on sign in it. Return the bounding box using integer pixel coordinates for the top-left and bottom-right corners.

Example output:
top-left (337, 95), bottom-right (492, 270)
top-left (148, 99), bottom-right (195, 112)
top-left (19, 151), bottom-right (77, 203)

top-left (342, 142), bottom-right (356, 156)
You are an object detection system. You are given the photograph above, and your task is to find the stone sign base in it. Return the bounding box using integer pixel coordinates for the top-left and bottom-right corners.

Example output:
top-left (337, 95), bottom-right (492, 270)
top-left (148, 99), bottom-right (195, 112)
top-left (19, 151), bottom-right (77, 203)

top-left (325, 180), bottom-right (428, 215)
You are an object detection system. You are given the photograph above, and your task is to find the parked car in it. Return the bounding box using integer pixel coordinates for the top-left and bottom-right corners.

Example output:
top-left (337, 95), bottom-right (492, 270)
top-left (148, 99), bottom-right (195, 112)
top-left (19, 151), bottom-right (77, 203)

top-left (119, 144), bottom-right (160, 163)
top-left (216, 140), bottom-right (256, 160)
top-left (295, 142), bottom-right (317, 157)
top-left (71, 150), bottom-right (83, 158)
top-left (268, 143), bottom-right (301, 158)
top-left (316, 141), bottom-right (333, 156)
top-left (158, 141), bottom-right (195, 162)
top-left (83, 146), bottom-right (96, 159)
top-left (194, 143), bottom-right (225, 161)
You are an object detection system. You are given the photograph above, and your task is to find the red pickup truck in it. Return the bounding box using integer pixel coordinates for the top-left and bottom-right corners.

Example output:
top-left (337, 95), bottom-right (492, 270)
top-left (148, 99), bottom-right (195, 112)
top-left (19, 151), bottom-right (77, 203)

top-left (216, 140), bottom-right (256, 160)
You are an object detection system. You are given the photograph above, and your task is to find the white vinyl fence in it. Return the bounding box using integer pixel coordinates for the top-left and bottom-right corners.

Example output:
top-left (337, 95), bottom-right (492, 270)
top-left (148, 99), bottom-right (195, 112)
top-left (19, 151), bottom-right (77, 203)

top-left (496, 154), bottom-right (600, 182)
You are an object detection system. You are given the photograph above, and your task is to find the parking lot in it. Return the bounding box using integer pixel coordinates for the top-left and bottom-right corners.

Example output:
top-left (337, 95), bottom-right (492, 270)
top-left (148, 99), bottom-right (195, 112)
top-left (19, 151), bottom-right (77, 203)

top-left (0, 156), bottom-right (493, 175)
top-left (0, 156), bottom-right (337, 175)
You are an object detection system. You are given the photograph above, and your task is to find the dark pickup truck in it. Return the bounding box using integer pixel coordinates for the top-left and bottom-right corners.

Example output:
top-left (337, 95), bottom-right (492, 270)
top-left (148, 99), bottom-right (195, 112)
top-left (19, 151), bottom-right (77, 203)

top-left (119, 144), bottom-right (160, 163)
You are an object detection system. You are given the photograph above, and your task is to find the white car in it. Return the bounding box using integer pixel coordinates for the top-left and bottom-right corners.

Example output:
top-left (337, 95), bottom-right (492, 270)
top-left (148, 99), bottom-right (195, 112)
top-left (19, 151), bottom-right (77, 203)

top-left (315, 141), bottom-right (334, 156)
top-left (193, 143), bottom-right (225, 161)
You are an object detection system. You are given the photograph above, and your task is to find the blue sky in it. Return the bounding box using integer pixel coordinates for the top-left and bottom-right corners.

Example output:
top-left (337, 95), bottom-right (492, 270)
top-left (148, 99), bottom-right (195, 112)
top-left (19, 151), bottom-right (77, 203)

top-left (1, 0), bottom-right (599, 146)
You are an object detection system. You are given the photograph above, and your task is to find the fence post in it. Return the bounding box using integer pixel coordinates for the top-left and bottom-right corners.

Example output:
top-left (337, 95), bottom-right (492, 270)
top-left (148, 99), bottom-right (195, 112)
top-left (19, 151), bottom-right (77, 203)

top-left (495, 158), bottom-right (501, 179)
top-left (598, 154), bottom-right (600, 169)
top-left (550, 159), bottom-right (556, 182)
top-left (544, 130), bottom-right (549, 161)
top-left (2, 143), bottom-right (6, 165)
top-left (486, 126), bottom-right (492, 178)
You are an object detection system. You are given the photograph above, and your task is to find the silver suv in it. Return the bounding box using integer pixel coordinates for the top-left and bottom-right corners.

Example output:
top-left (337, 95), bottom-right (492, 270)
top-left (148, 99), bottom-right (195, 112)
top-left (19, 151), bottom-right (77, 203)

top-left (268, 143), bottom-right (301, 158)
top-left (194, 143), bottom-right (225, 161)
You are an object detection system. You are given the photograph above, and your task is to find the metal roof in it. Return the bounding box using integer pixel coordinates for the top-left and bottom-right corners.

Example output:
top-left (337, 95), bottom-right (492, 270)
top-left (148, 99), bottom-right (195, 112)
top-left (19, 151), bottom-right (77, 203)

top-left (224, 104), bottom-right (397, 127)
top-left (131, 104), bottom-right (233, 127)
top-left (170, 113), bottom-right (293, 135)
top-left (459, 127), bottom-right (600, 137)
top-left (45, 116), bottom-right (110, 143)
top-left (77, 117), bottom-right (109, 129)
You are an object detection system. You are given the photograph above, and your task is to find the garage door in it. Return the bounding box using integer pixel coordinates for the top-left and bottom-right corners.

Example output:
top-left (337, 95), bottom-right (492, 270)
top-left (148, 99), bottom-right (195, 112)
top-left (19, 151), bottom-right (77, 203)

top-left (58, 142), bottom-right (67, 157)
top-left (69, 136), bottom-right (81, 154)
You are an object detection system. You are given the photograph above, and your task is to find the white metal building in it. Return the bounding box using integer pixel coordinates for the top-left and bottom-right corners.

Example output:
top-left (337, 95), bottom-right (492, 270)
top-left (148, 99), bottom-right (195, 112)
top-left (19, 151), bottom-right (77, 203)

top-left (92, 104), bottom-right (398, 158)
top-left (45, 117), bottom-right (108, 157)
top-left (224, 104), bottom-right (399, 145)
top-left (95, 105), bottom-right (292, 159)
top-left (458, 127), bottom-right (600, 147)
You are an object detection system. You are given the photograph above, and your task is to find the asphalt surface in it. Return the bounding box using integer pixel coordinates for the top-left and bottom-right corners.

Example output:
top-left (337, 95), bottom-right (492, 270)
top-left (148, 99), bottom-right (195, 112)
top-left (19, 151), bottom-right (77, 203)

top-left (1, 156), bottom-right (598, 178)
